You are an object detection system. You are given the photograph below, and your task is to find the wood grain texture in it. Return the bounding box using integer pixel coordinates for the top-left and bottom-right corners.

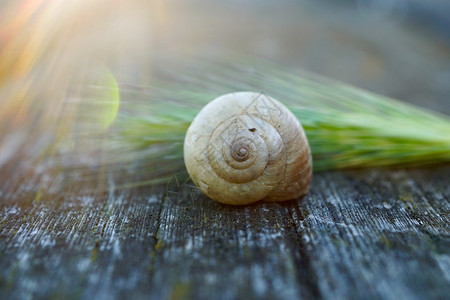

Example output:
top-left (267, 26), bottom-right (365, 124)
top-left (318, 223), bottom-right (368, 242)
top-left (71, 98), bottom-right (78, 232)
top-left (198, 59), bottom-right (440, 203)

top-left (0, 166), bottom-right (449, 300)
top-left (1, 1), bottom-right (450, 299)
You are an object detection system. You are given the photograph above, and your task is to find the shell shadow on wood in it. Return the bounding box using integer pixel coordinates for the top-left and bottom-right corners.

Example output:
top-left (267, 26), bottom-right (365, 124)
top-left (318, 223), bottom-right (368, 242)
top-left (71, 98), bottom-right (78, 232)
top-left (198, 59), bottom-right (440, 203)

top-left (183, 92), bottom-right (312, 205)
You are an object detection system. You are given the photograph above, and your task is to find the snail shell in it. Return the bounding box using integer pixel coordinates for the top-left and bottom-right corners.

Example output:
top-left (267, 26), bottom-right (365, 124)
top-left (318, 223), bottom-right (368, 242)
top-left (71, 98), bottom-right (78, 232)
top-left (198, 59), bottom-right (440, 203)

top-left (183, 92), bottom-right (312, 205)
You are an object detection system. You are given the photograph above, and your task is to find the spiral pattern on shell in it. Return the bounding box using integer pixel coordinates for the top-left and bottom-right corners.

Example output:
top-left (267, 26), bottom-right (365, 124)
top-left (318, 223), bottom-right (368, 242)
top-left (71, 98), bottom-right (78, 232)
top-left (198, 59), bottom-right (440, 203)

top-left (184, 92), bottom-right (312, 205)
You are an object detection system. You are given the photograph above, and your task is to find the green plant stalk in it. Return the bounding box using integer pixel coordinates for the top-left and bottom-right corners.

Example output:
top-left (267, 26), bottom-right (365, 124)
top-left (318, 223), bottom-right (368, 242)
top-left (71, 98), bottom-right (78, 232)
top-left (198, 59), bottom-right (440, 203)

top-left (76, 61), bottom-right (450, 187)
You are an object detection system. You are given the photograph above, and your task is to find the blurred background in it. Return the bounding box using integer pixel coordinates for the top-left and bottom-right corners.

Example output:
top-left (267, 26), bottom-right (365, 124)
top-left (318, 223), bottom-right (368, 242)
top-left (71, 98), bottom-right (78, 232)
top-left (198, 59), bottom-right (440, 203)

top-left (1, 0), bottom-right (449, 190)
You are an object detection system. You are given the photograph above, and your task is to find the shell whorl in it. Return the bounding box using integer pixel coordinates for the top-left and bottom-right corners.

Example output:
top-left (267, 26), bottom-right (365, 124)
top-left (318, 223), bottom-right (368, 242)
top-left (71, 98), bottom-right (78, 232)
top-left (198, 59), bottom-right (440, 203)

top-left (184, 92), bottom-right (312, 205)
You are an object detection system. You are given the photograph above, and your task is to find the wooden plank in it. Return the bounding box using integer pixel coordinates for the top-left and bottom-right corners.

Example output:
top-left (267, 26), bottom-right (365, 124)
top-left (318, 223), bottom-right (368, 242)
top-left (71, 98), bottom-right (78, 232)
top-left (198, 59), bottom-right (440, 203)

top-left (292, 168), bottom-right (450, 300)
top-left (0, 185), bottom-right (162, 299)
top-left (0, 167), bottom-right (448, 299)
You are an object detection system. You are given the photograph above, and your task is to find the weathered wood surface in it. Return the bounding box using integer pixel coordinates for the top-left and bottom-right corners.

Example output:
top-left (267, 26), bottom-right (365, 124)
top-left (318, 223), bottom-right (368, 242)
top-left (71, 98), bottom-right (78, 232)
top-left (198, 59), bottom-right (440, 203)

top-left (0, 166), bottom-right (449, 300)
top-left (1, 1), bottom-right (450, 299)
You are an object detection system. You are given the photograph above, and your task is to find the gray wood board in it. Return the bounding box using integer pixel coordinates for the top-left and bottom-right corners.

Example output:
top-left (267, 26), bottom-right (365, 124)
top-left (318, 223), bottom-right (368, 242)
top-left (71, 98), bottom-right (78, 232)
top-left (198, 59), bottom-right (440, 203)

top-left (0, 166), bottom-right (449, 300)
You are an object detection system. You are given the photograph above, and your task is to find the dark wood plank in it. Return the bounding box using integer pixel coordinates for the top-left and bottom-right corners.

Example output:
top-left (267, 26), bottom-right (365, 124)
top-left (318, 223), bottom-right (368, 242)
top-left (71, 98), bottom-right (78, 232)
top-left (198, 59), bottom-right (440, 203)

top-left (292, 168), bottom-right (450, 300)
top-left (0, 166), bottom-right (448, 299)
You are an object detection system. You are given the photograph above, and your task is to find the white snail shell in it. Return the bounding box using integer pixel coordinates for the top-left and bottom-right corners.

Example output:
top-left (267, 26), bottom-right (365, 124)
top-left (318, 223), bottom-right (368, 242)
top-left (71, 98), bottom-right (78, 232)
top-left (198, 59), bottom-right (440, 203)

top-left (183, 92), bottom-right (312, 205)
